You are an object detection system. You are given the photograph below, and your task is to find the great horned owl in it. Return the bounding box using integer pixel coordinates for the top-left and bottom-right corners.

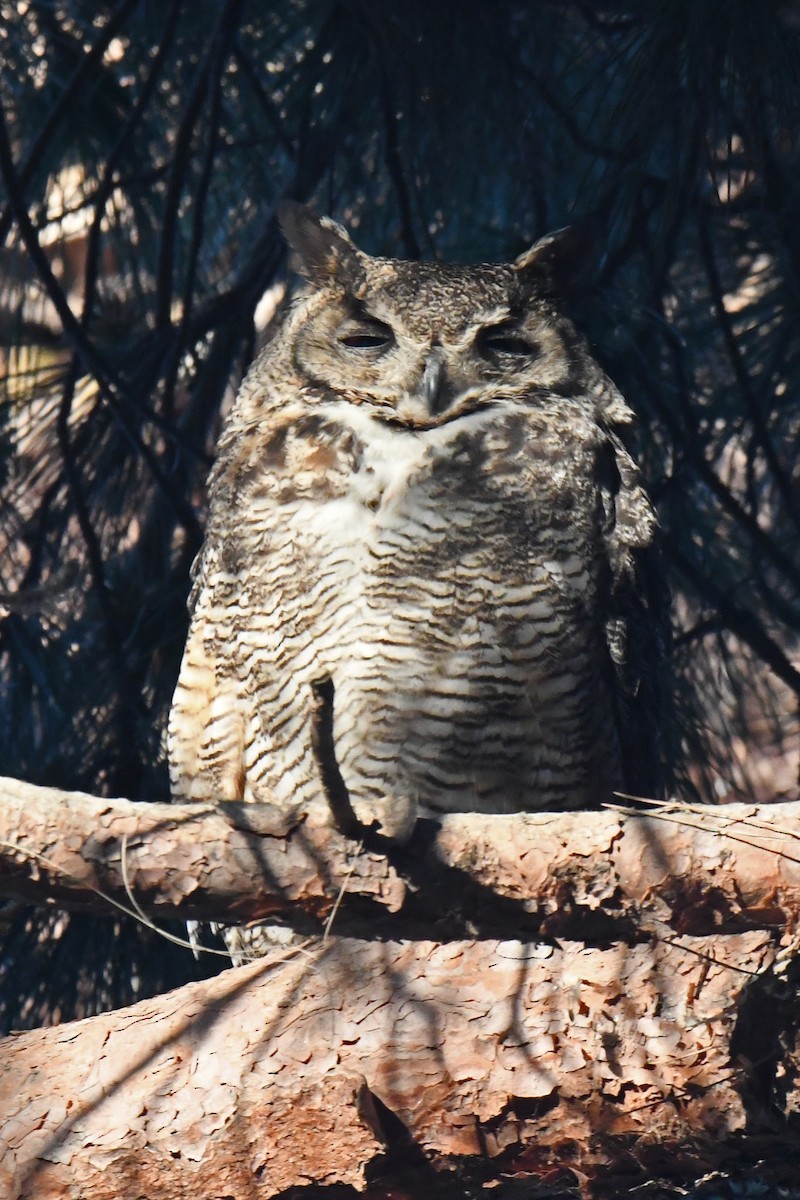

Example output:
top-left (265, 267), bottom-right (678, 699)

top-left (168, 204), bottom-right (667, 863)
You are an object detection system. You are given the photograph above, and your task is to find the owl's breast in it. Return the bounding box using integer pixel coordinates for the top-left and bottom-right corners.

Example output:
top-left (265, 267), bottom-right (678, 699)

top-left (248, 402), bottom-right (607, 628)
top-left (269, 402), bottom-right (618, 813)
top-left (203, 398), bottom-right (621, 816)
top-left (227, 397), bottom-right (599, 533)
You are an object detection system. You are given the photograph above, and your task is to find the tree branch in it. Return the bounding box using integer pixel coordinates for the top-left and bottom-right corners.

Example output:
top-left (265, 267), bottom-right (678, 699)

top-left (2, 776), bottom-right (800, 1193)
top-left (0, 928), bottom-right (797, 1198)
top-left (0, 0), bottom-right (142, 249)
top-left (1, 777), bottom-right (799, 940)
top-left (697, 212), bottom-right (800, 534)
top-left (0, 97), bottom-right (203, 542)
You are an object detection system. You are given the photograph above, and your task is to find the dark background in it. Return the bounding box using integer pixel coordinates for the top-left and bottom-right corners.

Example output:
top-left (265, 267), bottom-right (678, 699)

top-left (1, 1), bottom-right (799, 1029)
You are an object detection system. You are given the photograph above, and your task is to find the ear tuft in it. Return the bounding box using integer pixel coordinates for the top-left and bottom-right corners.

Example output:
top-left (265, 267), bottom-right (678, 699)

top-left (278, 201), bottom-right (365, 293)
top-left (513, 217), bottom-right (602, 298)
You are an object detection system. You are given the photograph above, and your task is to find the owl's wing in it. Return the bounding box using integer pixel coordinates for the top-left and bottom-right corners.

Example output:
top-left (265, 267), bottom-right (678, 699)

top-left (167, 404), bottom-right (363, 810)
top-left (167, 538), bottom-right (250, 803)
top-left (599, 432), bottom-right (672, 800)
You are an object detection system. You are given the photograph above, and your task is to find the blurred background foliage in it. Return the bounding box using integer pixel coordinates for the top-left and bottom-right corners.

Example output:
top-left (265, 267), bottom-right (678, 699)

top-left (1, 0), bottom-right (799, 1028)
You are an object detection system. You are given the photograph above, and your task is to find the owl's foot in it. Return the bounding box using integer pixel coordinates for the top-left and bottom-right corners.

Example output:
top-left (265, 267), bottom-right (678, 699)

top-left (350, 793), bottom-right (418, 842)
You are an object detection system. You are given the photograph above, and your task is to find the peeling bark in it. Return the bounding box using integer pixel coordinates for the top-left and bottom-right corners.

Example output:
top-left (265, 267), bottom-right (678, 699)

top-left (0, 933), bottom-right (799, 1198)
top-left (2, 777), bottom-right (800, 1196)
top-left (1, 776), bottom-right (800, 938)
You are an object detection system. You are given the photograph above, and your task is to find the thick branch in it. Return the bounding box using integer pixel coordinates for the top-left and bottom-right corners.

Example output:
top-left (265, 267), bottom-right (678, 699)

top-left (1, 932), bottom-right (797, 1198)
top-left (3, 777), bottom-right (800, 1192)
top-left (1, 777), bottom-right (799, 939)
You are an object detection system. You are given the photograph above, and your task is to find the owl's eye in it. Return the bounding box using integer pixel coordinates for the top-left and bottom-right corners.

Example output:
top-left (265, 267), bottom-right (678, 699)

top-left (337, 320), bottom-right (394, 352)
top-left (479, 327), bottom-right (538, 361)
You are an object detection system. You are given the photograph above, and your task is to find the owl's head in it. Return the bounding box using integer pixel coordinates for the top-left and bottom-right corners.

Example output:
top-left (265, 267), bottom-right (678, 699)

top-left (276, 203), bottom-right (620, 429)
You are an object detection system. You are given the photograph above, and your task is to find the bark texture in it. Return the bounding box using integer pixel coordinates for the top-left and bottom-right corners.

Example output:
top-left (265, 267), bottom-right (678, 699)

top-left (1, 777), bottom-right (800, 938)
top-left (1, 932), bottom-right (798, 1199)
top-left (2, 778), bottom-right (800, 1196)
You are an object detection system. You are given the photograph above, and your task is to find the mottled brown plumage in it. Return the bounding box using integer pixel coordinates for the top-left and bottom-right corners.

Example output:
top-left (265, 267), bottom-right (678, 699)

top-left (168, 205), bottom-right (668, 953)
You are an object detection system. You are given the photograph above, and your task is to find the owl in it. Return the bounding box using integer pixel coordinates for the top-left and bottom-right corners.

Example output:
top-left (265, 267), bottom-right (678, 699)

top-left (168, 203), bottom-right (668, 893)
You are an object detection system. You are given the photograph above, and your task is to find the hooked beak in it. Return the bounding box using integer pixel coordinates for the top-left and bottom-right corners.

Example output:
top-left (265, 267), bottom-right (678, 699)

top-left (421, 347), bottom-right (447, 414)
